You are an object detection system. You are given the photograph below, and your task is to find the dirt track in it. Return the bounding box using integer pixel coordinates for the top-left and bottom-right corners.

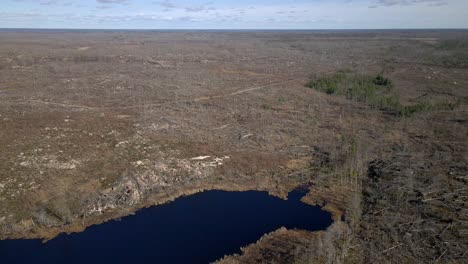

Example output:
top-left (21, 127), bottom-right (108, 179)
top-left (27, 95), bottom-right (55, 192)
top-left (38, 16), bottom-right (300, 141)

top-left (15, 76), bottom-right (308, 110)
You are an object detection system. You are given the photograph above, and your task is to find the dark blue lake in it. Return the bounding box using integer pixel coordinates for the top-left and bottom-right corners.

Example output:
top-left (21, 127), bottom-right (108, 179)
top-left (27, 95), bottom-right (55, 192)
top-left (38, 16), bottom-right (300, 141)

top-left (0, 190), bottom-right (332, 264)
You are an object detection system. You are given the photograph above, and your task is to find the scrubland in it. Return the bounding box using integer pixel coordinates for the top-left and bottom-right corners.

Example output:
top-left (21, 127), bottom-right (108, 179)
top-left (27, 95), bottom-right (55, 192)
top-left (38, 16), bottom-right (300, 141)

top-left (0, 30), bottom-right (467, 263)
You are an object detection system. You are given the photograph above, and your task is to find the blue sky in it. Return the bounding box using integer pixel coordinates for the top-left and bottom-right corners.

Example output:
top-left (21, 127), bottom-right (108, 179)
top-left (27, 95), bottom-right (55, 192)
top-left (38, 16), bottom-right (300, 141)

top-left (1, 0), bottom-right (467, 29)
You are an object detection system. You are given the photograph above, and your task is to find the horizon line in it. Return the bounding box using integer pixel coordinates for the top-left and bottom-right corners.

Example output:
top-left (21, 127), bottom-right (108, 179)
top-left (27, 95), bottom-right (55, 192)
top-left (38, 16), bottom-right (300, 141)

top-left (1, 27), bottom-right (468, 31)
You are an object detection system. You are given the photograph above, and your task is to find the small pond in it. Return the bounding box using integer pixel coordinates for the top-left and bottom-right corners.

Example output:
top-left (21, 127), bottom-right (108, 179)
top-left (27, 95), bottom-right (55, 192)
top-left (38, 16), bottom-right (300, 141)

top-left (0, 190), bottom-right (332, 264)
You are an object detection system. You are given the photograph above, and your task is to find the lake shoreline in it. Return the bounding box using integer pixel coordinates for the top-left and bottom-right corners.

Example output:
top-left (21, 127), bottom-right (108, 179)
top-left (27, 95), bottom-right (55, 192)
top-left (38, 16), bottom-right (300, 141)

top-left (0, 188), bottom-right (333, 264)
top-left (1, 180), bottom-right (342, 242)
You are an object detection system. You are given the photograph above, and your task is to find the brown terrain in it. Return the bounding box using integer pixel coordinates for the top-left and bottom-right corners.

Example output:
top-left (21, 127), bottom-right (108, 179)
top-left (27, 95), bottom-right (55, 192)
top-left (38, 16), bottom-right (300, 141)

top-left (0, 30), bottom-right (467, 263)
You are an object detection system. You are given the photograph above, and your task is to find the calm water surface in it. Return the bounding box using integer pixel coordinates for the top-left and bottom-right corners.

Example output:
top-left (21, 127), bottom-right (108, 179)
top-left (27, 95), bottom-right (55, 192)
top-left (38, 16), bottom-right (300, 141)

top-left (0, 190), bottom-right (332, 264)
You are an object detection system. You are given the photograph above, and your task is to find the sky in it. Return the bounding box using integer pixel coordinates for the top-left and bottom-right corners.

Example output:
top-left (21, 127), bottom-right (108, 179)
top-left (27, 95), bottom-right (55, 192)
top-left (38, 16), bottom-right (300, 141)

top-left (0, 0), bottom-right (467, 29)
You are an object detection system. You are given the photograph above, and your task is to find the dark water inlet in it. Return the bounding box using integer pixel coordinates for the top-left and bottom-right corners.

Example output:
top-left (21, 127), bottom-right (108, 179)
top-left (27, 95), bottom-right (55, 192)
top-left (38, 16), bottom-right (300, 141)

top-left (0, 190), bottom-right (333, 264)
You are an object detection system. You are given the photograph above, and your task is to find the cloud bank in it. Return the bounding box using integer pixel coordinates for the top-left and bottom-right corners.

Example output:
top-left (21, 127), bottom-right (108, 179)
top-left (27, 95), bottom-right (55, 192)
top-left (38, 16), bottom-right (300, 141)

top-left (1, 0), bottom-right (467, 29)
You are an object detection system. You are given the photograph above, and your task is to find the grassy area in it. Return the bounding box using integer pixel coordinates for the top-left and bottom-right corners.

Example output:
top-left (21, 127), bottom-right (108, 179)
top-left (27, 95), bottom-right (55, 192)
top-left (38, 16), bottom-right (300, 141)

top-left (431, 39), bottom-right (468, 68)
top-left (306, 72), bottom-right (457, 117)
top-left (435, 52), bottom-right (468, 68)
top-left (437, 39), bottom-right (468, 50)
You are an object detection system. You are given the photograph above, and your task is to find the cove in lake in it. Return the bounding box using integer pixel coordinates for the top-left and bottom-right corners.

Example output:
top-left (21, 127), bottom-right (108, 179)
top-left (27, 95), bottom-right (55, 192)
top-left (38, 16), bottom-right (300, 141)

top-left (0, 190), bottom-right (332, 264)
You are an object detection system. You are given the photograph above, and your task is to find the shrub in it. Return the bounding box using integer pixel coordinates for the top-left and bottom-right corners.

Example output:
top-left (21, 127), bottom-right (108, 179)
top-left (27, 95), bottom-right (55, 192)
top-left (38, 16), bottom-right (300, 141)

top-left (438, 52), bottom-right (468, 68)
top-left (306, 72), bottom-right (392, 106)
top-left (437, 39), bottom-right (468, 51)
top-left (325, 86), bottom-right (336, 95)
top-left (306, 73), bottom-right (345, 94)
top-left (305, 71), bottom-right (458, 117)
top-left (374, 96), bottom-right (402, 114)
top-left (373, 74), bottom-right (392, 86)
top-left (431, 39), bottom-right (468, 68)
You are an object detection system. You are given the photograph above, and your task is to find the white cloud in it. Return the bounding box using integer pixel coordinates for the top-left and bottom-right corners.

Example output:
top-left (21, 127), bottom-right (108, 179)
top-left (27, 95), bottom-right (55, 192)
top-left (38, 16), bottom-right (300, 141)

top-left (96, 0), bottom-right (129, 4)
top-left (370, 0), bottom-right (448, 8)
top-left (2, 0), bottom-right (468, 29)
